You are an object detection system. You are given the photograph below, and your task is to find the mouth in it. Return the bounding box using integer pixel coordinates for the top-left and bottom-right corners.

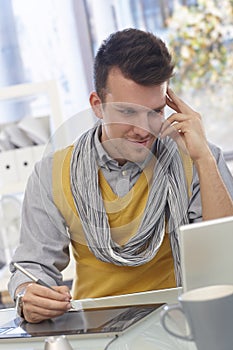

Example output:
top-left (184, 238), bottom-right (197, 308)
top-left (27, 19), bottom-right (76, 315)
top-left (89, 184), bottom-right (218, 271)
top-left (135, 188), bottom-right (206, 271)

top-left (128, 138), bottom-right (152, 148)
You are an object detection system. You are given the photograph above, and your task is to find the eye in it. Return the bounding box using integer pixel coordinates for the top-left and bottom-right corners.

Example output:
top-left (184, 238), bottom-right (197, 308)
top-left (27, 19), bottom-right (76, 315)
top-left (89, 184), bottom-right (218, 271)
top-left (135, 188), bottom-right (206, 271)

top-left (148, 108), bottom-right (164, 117)
top-left (119, 108), bottom-right (136, 115)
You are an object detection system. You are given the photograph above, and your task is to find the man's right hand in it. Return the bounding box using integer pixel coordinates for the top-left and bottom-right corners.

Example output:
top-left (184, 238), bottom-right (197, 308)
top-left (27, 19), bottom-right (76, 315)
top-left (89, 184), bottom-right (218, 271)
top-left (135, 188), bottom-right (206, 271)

top-left (17, 283), bottom-right (72, 323)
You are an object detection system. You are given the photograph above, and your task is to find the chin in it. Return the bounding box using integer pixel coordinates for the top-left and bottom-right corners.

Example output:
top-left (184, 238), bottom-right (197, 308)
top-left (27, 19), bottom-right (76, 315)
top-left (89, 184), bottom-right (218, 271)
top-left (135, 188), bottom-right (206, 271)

top-left (122, 149), bottom-right (151, 164)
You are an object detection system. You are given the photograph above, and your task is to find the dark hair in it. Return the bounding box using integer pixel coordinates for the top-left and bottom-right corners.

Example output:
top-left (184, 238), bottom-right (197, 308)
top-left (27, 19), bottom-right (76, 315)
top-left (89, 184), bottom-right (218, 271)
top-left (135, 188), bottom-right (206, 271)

top-left (94, 28), bottom-right (174, 100)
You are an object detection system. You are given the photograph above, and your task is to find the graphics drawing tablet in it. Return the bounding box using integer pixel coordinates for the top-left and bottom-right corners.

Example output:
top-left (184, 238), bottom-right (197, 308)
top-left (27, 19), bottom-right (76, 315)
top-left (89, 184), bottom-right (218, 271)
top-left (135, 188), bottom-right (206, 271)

top-left (0, 303), bottom-right (164, 341)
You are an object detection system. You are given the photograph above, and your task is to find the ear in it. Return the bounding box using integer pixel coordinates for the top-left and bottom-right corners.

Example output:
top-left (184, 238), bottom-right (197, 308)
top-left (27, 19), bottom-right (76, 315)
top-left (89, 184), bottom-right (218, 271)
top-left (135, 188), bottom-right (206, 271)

top-left (89, 92), bottom-right (103, 119)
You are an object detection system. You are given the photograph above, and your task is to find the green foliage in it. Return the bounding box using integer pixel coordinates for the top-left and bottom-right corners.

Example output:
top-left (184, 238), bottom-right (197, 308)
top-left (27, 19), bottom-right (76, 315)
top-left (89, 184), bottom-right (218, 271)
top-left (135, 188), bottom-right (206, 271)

top-left (167, 0), bottom-right (233, 92)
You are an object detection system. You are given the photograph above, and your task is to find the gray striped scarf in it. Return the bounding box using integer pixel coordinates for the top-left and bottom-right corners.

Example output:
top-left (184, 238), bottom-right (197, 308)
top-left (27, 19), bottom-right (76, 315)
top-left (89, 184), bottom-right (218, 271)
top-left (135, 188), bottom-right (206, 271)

top-left (70, 122), bottom-right (189, 285)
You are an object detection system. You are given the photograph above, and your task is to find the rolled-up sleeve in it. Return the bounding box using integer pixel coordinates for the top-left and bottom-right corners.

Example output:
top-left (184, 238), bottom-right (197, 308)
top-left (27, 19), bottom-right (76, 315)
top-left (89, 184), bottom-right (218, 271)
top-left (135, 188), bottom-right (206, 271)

top-left (8, 153), bottom-right (71, 300)
top-left (188, 143), bottom-right (233, 222)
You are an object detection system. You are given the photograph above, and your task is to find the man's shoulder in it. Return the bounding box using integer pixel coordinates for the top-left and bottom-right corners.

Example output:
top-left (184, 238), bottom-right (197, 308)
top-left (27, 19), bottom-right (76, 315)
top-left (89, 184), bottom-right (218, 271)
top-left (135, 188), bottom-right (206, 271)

top-left (37, 145), bottom-right (74, 167)
top-left (53, 145), bottom-right (74, 167)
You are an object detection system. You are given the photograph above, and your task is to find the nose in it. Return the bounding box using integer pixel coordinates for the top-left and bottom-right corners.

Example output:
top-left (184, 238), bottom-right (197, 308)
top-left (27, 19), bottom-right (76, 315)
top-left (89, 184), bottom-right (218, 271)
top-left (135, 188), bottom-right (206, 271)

top-left (132, 112), bottom-right (151, 137)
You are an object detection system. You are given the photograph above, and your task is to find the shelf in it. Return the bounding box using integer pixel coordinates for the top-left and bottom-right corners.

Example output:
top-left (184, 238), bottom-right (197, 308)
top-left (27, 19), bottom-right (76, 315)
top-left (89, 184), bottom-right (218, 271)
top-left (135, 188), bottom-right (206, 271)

top-left (0, 145), bottom-right (46, 195)
top-left (0, 80), bottom-right (64, 195)
top-left (0, 80), bottom-right (64, 129)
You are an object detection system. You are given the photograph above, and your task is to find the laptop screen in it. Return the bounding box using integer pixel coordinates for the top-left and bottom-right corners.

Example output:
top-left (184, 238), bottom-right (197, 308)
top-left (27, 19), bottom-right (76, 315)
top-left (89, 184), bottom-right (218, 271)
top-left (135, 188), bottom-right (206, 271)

top-left (179, 216), bottom-right (233, 291)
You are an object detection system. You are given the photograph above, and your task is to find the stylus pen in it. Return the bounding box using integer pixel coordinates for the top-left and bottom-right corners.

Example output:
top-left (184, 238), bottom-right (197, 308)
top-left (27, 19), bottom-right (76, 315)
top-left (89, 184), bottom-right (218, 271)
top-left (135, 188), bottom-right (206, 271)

top-left (13, 262), bottom-right (55, 290)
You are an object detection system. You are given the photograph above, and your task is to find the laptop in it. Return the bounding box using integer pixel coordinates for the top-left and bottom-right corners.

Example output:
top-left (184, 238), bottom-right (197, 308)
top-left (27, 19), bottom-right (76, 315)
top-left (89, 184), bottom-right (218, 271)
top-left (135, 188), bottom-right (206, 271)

top-left (179, 215), bottom-right (233, 292)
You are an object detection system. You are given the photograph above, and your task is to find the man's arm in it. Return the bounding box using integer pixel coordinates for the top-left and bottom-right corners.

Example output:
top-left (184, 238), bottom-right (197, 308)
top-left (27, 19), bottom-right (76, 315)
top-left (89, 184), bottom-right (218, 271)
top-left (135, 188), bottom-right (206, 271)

top-left (8, 154), bottom-right (72, 323)
top-left (188, 143), bottom-right (233, 222)
top-left (162, 88), bottom-right (233, 220)
top-left (194, 151), bottom-right (233, 220)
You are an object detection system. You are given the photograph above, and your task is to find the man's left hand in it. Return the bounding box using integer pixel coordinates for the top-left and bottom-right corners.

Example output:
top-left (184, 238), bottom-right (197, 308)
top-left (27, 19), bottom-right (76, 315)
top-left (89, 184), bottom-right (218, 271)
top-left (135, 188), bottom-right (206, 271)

top-left (160, 88), bottom-right (211, 164)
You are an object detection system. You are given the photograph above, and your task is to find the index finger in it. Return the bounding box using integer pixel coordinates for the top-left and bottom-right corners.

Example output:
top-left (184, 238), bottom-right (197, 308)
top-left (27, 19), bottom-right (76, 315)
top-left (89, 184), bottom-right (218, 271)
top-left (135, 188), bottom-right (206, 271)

top-left (167, 88), bottom-right (196, 114)
top-left (26, 283), bottom-right (71, 302)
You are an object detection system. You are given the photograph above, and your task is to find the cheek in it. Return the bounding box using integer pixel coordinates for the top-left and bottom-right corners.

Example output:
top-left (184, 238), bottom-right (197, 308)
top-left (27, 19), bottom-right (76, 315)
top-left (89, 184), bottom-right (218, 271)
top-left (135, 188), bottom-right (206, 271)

top-left (105, 122), bottom-right (131, 137)
top-left (149, 116), bottom-right (164, 133)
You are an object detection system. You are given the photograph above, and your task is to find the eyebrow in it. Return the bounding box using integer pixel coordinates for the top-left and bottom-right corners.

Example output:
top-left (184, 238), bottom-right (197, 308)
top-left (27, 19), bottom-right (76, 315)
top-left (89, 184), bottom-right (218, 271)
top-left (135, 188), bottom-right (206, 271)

top-left (111, 102), bottom-right (167, 111)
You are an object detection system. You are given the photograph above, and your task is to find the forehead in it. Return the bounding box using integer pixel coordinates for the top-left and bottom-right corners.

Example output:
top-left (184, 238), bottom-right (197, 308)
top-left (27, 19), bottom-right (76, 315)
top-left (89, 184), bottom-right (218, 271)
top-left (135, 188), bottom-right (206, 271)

top-left (105, 67), bottom-right (167, 108)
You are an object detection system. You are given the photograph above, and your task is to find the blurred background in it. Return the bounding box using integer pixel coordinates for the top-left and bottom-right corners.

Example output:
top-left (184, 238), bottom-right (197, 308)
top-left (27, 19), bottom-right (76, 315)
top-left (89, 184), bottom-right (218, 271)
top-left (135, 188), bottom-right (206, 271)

top-left (0, 0), bottom-right (232, 306)
top-left (0, 0), bottom-right (232, 152)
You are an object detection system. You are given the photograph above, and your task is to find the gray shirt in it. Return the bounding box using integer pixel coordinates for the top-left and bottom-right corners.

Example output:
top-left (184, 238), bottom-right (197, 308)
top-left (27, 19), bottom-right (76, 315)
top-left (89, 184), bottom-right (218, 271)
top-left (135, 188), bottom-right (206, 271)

top-left (8, 135), bottom-right (233, 299)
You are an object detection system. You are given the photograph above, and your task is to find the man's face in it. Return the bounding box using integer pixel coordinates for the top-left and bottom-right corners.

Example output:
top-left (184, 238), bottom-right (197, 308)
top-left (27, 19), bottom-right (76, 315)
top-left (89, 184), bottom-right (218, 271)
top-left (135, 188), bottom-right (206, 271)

top-left (91, 68), bottom-right (167, 165)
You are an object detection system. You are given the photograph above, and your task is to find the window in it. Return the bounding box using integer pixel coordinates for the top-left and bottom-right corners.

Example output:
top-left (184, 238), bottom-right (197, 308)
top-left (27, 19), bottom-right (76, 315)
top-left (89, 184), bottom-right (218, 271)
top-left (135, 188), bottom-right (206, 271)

top-left (0, 0), bottom-right (232, 165)
top-left (0, 0), bottom-right (90, 123)
top-left (84, 0), bottom-right (233, 169)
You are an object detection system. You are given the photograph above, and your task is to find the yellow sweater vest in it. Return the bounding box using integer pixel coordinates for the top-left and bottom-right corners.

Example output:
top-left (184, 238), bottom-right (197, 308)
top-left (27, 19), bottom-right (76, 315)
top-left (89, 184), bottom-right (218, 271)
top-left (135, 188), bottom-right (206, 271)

top-left (52, 146), bottom-right (192, 299)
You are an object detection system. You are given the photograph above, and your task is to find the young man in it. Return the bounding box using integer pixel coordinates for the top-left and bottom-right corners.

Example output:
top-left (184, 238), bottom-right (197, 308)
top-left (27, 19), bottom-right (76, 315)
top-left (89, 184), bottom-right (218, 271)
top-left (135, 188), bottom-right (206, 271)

top-left (9, 28), bottom-right (233, 323)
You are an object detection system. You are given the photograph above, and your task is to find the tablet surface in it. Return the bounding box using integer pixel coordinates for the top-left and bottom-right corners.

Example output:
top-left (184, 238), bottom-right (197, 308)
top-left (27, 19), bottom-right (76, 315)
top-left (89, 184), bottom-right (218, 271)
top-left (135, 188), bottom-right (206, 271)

top-left (0, 303), bottom-right (164, 340)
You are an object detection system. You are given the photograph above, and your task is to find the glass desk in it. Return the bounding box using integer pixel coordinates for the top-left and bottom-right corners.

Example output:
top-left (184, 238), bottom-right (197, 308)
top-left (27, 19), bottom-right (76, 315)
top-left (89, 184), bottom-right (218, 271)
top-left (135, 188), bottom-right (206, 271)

top-left (0, 288), bottom-right (197, 350)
